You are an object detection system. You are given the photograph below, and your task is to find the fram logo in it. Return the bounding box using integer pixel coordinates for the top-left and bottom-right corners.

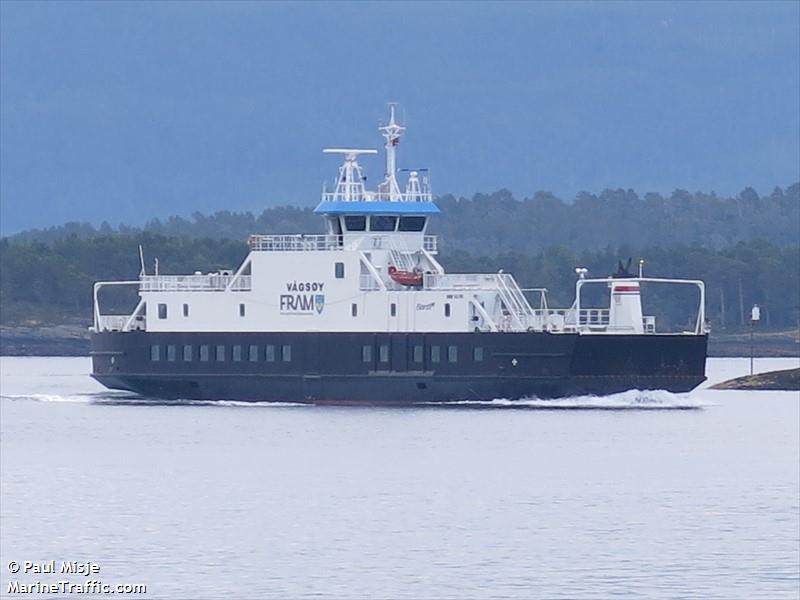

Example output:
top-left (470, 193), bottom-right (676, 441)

top-left (280, 281), bottom-right (325, 315)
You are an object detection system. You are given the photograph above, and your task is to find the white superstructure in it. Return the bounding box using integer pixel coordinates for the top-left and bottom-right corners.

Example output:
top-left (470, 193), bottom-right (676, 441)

top-left (93, 108), bottom-right (706, 337)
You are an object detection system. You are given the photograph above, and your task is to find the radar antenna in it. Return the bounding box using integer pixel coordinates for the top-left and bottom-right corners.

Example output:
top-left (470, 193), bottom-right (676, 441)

top-left (322, 148), bottom-right (378, 202)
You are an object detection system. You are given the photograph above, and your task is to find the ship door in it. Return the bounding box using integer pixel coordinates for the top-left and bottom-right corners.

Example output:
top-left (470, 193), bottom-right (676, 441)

top-left (303, 337), bottom-right (322, 400)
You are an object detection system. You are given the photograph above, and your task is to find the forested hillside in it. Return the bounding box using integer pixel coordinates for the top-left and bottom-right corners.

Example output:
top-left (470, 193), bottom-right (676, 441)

top-left (2, 185), bottom-right (798, 331)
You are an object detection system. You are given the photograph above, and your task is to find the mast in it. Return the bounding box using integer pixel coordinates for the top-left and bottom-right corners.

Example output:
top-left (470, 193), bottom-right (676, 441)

top-left (379, 104), bottom-right (405, 201)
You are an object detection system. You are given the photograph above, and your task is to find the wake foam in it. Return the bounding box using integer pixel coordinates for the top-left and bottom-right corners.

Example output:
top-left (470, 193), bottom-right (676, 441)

top-left (425, 389), bottom-right (709, 410)
top-left (0, 393), bottom-right (306, 408)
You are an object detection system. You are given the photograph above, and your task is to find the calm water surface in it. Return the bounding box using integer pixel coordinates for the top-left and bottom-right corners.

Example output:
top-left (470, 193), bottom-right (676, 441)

top-left (1, 357), bottom-right (798, 599)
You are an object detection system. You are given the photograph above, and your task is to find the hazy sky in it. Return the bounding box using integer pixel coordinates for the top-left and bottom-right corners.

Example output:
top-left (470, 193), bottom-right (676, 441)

top-left (1, 1), bottom-right (798, 233)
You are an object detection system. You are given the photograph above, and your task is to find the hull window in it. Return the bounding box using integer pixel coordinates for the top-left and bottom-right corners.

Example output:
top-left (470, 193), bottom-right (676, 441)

top-left (150, 345), bottom-right (160, 361)
top-left (282, 345), bottom-right (292, 362)
top-left (362, 345), bottom-right (372, 363)
top-left (249, 345), bottom-right (259, 362)
top-left (379, 344), bottom-right (389, 363)
top-left (183, 304), bottom-right (189, 317)
top-left (183, 345), bottom-right (193, 361)
top-left (266, 345), bottom-right (276, 362)
top-left (430, 345), bottom-right (441, 363)
top-left (412, 345), bottom-right (423, 363)
top-left (473, 347), bottom-right (484, 362)
top-left (335, 262), bottom-right (345, 279)
top-left (239, 304), bottom-right (246, 317)
top-left (448, 345), bottom-right (458, 363)
top-left (351, 303), bottom-right (358, 317)
top-left (167, 345), bottom-right (177, 362)
top-left (158, 304), bottom-right (167, 319)
top-left (200, 345), bottom-right (210, 362)
top-left (216, 345), bottom-right (225, 362)
top-left (444, 303), bottom-right (451, 317)
top-left (390, 303), bottom-right (397, 317)
top-left (232, 345), bottom-right (242, 361)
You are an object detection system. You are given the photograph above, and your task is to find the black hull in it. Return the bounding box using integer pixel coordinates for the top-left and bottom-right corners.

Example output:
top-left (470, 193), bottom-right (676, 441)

top-left (91, 331), bottom-right (707, 404)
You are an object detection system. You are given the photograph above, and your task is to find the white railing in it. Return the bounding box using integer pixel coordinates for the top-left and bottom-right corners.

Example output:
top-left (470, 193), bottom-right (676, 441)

top-left (423, 235), bottom-right (437, 253)
top-left (424, 273), bottom-right (501, 290)
top-left (97, 315), bottom-right (130, 331)
top-left (249, 234), bottom-right (343, 251)
top-left (320, 191), bottom-right (433, 203)
top-left (139, 274), bottom-right (251, 292)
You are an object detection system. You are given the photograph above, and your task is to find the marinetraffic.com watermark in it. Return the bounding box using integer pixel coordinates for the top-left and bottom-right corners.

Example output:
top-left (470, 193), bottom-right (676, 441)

top-left (6, 560), bottom-right (146, 595)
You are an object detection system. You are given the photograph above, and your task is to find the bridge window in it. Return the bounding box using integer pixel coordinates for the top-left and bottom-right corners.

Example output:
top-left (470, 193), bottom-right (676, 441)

top-left (448, 345), bottom-right (458, 363)
top-left (362, 345), bottom-right (372, 363)
top-left (150, 344), bottom-right (160, 361)
top-left (379, 344), bottom-right (389, 363)
top-left (158, 304), bottom-right (167, 319)
top-left (473, 347), bottom-right (484, 362)
top-left (282, 345), bottom-right (292, 362)
top-left (370, 215), bottom-right (397, 231)
top-left (200, 344), bottom-right (210, 362)
top-left (239, 304), bottom-right (245, 317)
top-left (413, 345), bottom-right (423, 363)
top-left (344, 215), bottom-right (366, 231)
top-left (249, 345), bottom-right (259, 362)
top-left (216, 345), bottom-right (225, 362)
top-left (167, 345), bottom-right (177, 362)
top-left (266, 344), bottom-right (275, 362)
top-left (232, 345), bottom-right (242, 361)
top-left (183, 345), bottom-right (193, 361)
top-left (351, 303), bottom-right (358, 317)
top-left (335, 262), bottom-right (345, 279)
top-left (398, 216), bottom-right (426, 232)
top-left (444, 303), bottom-right (451, 317)
top-left (183, 304), bottom-right (189, 317)
top-left (430, 345), bottom-right (441, 363)
top-left (390, 303), bottom-right (397, 317)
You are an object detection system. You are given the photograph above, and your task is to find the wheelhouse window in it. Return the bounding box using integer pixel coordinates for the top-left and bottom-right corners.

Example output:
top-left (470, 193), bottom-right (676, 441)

top-left (282, 345), bottom-right (292, 362)
top-left (370, 215), bottom-right (397, 231)
top-left (158, 303), bottom-right (167, 319)
top-left (448, 345), bottom-right (458, 363)
top-left (216, 345), bottom-right (225, 362)
top-left (335, 262), bottom-right (345, 279)
top-left (430, 345), bottom-right (441, 363)
top-left (249, 345), bottom-right (259, 362)
top-left (150, 345), bottom-right (160, 361)
top-left (183, 345), bottom-right (193, 361)
top-left (344, 215), bottom-right (366, 231)
top-left (362, 345), bottom-right (372, 363)
top-left (398, 216), bottom-right (426, 232)
top-left (232, 345), bottom-right (242, 361)
top-left (200, 344), bottom-right (210, 362)
top-left (266, 345), bottom-right (276, 362)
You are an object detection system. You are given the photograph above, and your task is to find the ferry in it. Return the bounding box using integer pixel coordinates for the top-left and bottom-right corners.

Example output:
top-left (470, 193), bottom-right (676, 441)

top-left (90, 107), bottom-right (708, 404)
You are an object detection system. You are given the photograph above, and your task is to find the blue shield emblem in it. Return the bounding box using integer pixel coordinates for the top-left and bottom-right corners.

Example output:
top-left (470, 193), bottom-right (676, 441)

top-left (314, 294), bottom-right (325, 314)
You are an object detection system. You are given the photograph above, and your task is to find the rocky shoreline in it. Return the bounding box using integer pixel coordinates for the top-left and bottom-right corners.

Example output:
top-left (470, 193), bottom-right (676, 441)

top-left (712, 367), bottom-right (800, 391)
top-left (1, 325), bottom-right (798, 358)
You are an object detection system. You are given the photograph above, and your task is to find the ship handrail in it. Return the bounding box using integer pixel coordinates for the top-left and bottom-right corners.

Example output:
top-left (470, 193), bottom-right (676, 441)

top-left (139, 274), bottom-right (252, 292)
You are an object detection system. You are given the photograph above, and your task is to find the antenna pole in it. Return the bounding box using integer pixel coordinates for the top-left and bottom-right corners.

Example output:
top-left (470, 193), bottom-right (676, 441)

top-left (139, 245), bottom-right (146, 277)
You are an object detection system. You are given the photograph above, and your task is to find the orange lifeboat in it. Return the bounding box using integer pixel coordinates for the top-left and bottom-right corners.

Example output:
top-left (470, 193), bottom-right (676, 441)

top-left (388, 265), bottom-right (423, 287)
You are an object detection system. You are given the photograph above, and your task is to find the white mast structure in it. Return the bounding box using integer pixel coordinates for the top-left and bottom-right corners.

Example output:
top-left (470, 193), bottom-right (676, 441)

top-left (378, 104), bottom-right (405, 201)
top-left (322, 148), bottom-right (377, 202)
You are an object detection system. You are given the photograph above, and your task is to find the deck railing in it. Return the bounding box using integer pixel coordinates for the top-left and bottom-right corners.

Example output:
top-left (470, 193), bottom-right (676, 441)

top-left (139, 274), bottom-right (251, 292)
top-left (248, 233), bottom-right (438, 253)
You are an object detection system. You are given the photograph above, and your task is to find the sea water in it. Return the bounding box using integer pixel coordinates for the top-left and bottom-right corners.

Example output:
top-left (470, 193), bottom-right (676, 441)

top-left (1, 357), bottom-right (798, 599)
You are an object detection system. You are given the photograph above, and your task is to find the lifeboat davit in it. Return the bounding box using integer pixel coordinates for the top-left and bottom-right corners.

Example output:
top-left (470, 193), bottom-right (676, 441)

top-left (388, 265), bottom-right (423, 287)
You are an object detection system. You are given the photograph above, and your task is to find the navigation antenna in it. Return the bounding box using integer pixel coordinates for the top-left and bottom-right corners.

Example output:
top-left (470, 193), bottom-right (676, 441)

top-left (322, 148), bottom-right (378, 202)
top-left (378, 103), bottom-right (406, 201)
top-left (138, 245), bottom-right (146, 277)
